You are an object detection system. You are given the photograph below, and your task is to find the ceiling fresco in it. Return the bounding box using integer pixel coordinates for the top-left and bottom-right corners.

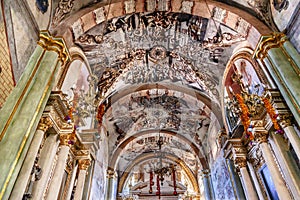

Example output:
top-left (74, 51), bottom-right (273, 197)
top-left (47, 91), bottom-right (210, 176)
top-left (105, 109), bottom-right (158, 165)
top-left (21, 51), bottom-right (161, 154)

top-left (49, 0), bottom-right (275, 196)
top-left (103, 88), bottom-right (212, 156)
top-left (75, 11), bottom-right (248, 104)
top-left (117, 133), bottom-right (199, 173)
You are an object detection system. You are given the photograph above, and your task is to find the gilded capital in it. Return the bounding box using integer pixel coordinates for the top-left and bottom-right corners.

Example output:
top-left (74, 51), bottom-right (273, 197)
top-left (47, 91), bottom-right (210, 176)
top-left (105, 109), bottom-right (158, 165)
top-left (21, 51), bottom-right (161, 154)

top-left (234, 157), bottom-right (247, 169)
top-left (253, 128), bottom-right (269, 144)
top-left (59, 132), bottom-right (76, 146)
top-left (278, 113), bottom-right (292, 128)
top-left (78, 159), bottom-right (91, 170)
top-left (255, 32), bottom-right (287, 59)
top-left (37, 117), bottom-right (53, 132)
top-left (37, 31), bottom-right (70, 65)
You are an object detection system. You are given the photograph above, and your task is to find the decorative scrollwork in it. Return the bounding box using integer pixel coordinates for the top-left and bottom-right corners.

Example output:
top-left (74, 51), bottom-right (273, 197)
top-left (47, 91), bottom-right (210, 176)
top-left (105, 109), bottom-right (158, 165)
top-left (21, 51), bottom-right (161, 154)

top-left (52, 0), bottom-right (75, 27)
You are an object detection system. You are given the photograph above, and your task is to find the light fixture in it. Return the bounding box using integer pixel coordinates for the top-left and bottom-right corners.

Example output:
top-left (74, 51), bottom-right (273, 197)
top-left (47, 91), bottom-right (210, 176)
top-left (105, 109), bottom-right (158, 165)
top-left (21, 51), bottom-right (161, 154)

top-left (148, 133), bottom-right (177, 197)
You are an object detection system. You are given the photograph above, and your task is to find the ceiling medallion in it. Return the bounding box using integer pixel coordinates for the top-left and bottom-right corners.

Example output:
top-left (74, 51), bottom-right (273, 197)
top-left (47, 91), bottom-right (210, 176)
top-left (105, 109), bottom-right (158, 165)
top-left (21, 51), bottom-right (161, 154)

top-left (149, 46), bottom-right (167, 61)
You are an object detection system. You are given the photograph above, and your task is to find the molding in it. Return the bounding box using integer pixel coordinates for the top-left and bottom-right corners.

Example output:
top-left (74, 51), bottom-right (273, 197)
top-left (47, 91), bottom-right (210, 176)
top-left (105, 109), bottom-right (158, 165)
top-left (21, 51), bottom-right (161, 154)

top-left (37, 31), bottom-right (70, 65)
top-left (43, 91), bottom-right (74, 133)
top-left (254, 32), bottom-right (287, 59)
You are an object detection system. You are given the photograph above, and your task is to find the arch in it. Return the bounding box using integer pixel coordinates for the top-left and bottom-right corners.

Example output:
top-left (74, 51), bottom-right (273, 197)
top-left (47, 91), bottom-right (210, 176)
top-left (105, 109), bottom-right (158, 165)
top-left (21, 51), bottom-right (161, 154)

top-left (221, 48), bottom-right (271, 134)
top-left (109, 129), bottom-right (209, 171)
top-left (101, 83), bottom-right (223, 126)
top-left (117, 152), bottom-right (200, 195)
top-left (52, 0), bottom-right (271, 49)
top-left (56, 46), bottom-right (91, 89)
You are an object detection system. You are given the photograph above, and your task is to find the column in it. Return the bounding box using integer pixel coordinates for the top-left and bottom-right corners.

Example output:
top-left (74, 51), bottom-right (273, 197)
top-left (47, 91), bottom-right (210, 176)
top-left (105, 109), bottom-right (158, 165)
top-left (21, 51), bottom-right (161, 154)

top-left (278, 114), bottom-right (300, 160)
top-left (0, 31), bottom-right (69, 199)
top-left (9, 117), bottom-right (53, 199)
top-left (65, 164), bottom-right (78, 200)
top-left (254, 32), bottom-right (300, 125)
top-left (247, 162), bottom-right (265, 200)
top-left (234, 157), bottom-right (258, 200)
top-left (226, 159), bottom-right (246, 200)
top-left (253, 125), bottom-right (292, 200)
top-left (201, 170), bottom-right (214, 200)
top-left (31, 133), bottom-right (59, 199)
top-left (74, 159), bottom-right (91, 200)
top-left (106, 169), bottom-right (116, 200)
top-left (45, 133), bottom-right (75, 200)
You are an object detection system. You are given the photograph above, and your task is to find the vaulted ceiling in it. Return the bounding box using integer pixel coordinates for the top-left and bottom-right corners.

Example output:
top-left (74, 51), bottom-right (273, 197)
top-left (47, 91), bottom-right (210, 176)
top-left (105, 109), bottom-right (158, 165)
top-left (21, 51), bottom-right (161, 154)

top-left (51, 0), bottom-right (272, 195)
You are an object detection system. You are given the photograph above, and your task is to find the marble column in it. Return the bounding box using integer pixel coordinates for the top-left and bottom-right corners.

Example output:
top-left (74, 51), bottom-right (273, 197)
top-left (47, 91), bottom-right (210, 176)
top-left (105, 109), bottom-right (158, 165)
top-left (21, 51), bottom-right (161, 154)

top-left (278, 114), bottom-right (300, 160)
top-left (31, 132), bottom-right (59, 199)
top-left (253, 125), bottom-right (292, 200)
top-left (45, 133), bottom-right (75, 200)
top-left (201, 170), bottom-right (214, 200)
top-left (74, 159), bottom-right (91, 200)
top-left (9, 117), bottom-right (53, 199)
top-left (0, 31), bottom-right (70, 199)
top-left (226, 159), bottom-right (246, 200)
top-left (234, 157), bottom-right (258, 200)
top-left (254, 32), bottom-right (300, 126)
top-left (247, 162), bottom-right (265, 200)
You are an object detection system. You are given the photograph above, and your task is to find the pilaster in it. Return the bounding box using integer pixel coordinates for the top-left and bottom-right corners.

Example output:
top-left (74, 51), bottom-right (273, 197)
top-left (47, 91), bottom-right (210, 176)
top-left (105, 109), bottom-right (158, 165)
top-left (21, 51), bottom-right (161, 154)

top-left (0, 31), bottom-right (70, 200)
top-left (254, 32), bottom-right (300, 125)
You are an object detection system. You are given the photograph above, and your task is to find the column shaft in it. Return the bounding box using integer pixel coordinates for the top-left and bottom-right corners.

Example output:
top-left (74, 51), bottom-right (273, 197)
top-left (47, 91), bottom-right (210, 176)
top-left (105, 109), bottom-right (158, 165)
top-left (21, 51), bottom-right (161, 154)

top-left (269, 133), bottom-right (300, 199)
top-left (260, 142), bottom-right (292, 200)
top-left (74, 169), bottom-right (88, 200)
top-left (202, 175), bottom-right (212, 200)
top-left (9, 129), bottom-right (45, 200)
top-left (240, 167), bottom-right (258, 200)
top-left (283, 126), bottom-right (300, 160)
top-left (31, 133), bottom-right (59, 199)
top-left (247, 162), bottom-right (265, 200)
top-left (106, 177), bottom-right (114, 200)
top-left (65, 165), bottom-right (78, 200)
top-left (46, 145), bottom-right (70, 200)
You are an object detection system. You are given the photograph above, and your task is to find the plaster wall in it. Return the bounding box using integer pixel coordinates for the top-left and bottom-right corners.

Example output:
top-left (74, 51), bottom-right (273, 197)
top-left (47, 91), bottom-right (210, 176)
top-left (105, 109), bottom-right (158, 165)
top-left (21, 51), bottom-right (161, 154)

top-left (3, 1), bottom-right (38, 82)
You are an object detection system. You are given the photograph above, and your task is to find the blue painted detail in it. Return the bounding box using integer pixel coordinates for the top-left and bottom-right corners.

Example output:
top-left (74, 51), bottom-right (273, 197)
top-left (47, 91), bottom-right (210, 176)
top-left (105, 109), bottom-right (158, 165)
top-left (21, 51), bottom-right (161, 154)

top-left (36, 0), bottom-right (49, 14)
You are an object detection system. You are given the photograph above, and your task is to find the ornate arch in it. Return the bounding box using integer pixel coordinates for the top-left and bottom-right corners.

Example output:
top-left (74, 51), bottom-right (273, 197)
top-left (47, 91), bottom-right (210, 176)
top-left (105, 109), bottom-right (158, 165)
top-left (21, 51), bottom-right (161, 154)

top-left (117, 152), bottom-right (200, 194)
top-left (108, 129), bottom-right (209, 171)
